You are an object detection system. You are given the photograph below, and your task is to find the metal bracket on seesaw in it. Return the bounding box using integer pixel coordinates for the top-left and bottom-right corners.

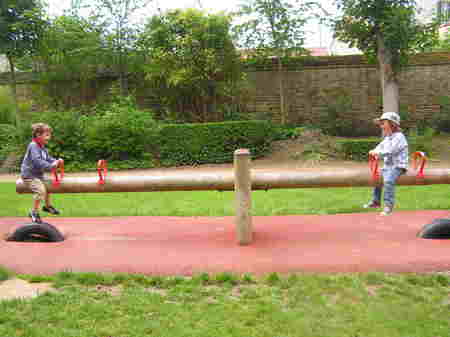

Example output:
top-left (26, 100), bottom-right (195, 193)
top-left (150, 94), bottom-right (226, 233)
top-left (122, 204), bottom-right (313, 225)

top-left (97, 160), bottom-right (107, 185)
top-left (51, 159), bottom-right (64, 187)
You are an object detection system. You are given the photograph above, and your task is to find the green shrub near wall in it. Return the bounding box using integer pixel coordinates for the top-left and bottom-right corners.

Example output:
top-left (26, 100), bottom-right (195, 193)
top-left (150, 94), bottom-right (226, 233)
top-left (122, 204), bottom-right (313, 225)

top-left (0, 124), bottom-right (17, 165)
top-left (157, 120), bottom-right (274, 166)
top-left (0, 124), bottom-right (16, 146)
top-left (337, 134), bottom-right (432, 162)
top-left (336, 138), bottom-right (379, 161)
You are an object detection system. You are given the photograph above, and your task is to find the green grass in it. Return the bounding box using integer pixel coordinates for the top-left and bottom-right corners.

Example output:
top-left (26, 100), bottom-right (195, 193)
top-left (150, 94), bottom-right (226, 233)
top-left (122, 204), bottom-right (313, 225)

top-left (0, 266), bottom-right (11, 282)
top-left (1, 182), bottom-right (449, 217)
top-left (0, 272), bottom-right (447, 337)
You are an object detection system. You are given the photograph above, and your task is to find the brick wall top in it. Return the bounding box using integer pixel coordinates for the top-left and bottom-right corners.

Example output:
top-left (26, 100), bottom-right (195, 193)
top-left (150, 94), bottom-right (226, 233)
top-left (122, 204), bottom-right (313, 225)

top-left (243, 52), bottom-right (450, 71)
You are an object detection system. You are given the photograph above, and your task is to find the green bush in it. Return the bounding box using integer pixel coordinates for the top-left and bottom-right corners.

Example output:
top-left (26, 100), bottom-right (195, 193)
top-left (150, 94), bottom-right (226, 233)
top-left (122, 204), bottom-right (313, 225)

top-left (0, 265), bottom-right (12, 282)
top-left (0, 86), bottom-right (15, 125)
top-left (0, 123), bottom-right (16, 145)
top-left (337, 131), bottom-right (433, 163)
top-left (432, 96), bottom-right (450, 133)
top-left (7, 99), bottom-right (160, 171)
top-left (0, 124), bottom-right (17, 166)
top-left (83, 106), bottom-right (158, 162)
top-left (271, 125), bottom-right (303, 141)
top-left (157, 120), bottom-right (275, 166)
top-left (336, 138), bottom-right (379, 161)
top-left (407, 127), bottom-right (434, 157)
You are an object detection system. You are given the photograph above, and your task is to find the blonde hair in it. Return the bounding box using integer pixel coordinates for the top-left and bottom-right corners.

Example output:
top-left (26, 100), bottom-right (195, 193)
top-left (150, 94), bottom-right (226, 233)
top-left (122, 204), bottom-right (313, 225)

top-left (32, 123), bottom-right (52, 138)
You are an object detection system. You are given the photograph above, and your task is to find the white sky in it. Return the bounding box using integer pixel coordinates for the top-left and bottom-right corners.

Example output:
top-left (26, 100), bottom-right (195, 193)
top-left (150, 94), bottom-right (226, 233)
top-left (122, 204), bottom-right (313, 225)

top-left (45, 0), bottom-right (340, 49)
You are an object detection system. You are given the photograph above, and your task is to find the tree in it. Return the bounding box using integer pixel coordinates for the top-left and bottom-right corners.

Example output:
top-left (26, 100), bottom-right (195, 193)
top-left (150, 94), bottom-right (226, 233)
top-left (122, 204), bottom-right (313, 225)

top-left (90, 0), bottom-right (153, 96)
top-left (232, 0), bottom-right (320, 124)
top-left (0, 0), bottom-right (47, 116)
top-left (31, 14), bottom-right (107, 107)
top-left (333, 0), bottom-right (438, 113)
top-left (138, 8), bottom-right (246, 122)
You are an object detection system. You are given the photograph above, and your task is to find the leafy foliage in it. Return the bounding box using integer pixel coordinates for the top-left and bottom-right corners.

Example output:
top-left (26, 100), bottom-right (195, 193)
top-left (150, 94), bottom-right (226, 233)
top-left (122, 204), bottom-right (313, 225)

top-left (138, 8), bottom-right (248, 123)
top-left (407, 127), bottom-right (435, 157)
top-left (0, 0), bottom-right (47, 115)
top-left (156, 120), bottom-right (275, 166)
top-left (35, 15), bottom-right (105, 79)
top-left (0, 86), bottom-right (15, 124)
top-left (336, 138), bottom-right (379, 161)
top-left (0, 0), bottom-right (47, 60)
top-left (432, 96), bottom-right (450, 133)
top-left (316, 88), bottom-right (374, 137)
top-left (333, 0), bottom-right (438, 71)
top-left (83, 97), bottom-right (159, 161)
top-left (232, 0), bottom-right (318, 58)
top-left (90, 0), bottom-right (152, 95)
top-left (436, 31), bottom-right (450, 50)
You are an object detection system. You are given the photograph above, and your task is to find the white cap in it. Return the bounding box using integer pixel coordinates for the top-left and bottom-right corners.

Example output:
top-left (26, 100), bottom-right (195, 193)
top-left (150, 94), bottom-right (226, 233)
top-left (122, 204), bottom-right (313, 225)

top-left (375, 112), bottom-right (400, 126)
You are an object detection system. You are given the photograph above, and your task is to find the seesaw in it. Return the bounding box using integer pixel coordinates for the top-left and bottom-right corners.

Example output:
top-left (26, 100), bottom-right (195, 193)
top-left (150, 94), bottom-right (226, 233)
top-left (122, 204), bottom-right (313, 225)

top-left (8, 150), bottom-right (450, 243)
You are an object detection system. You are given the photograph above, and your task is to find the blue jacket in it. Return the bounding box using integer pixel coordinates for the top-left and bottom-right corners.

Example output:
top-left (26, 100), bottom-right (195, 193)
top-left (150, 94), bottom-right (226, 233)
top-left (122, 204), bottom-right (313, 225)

top-left (20, 141), bottom-right (56, 179)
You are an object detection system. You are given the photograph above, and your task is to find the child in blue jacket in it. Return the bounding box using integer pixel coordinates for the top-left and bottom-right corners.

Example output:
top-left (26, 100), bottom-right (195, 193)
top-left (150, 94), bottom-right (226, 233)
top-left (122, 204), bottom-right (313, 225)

top-left (20, 123), bottom-right (63, 223)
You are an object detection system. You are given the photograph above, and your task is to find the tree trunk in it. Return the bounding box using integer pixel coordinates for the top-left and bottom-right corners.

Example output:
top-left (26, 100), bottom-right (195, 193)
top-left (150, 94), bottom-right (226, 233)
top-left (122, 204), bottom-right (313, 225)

top-left (6, 54), bottom-right (19, 122)
top-left (377, 34), bottom-right (399, 113)
top-left (278, 57), bottom-right (286, 124)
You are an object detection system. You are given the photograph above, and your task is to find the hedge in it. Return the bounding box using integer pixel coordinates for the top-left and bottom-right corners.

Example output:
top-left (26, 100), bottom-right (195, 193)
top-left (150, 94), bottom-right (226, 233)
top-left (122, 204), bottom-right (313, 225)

top-left (156, 120), bottom-right (274, 166)
top-left (336, 138), bottom-right (379, 161)
top-left (336, 135), bottom-right (432, 162)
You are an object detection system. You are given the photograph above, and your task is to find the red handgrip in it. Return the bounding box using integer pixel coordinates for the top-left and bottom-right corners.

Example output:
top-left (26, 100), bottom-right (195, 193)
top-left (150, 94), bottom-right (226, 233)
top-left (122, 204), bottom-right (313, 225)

top-left (97, 159), bottom-right (107, 185)
top-left (412, 151), bottom-right (427, 179)
top-left (51, 159), bottom-right (64, 187)
top-left (368, 153), bottom-right (380, 183)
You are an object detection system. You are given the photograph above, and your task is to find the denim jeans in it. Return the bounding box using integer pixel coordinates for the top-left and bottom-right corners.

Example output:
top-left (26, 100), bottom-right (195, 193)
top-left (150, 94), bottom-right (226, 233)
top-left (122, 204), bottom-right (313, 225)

top-left (372, 167), bottom-right (406, 208)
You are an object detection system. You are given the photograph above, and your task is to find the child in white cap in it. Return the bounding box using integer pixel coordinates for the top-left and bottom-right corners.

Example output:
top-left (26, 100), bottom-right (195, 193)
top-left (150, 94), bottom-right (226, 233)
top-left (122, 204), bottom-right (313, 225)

top-left (363, 112), bottom-right (408, 215)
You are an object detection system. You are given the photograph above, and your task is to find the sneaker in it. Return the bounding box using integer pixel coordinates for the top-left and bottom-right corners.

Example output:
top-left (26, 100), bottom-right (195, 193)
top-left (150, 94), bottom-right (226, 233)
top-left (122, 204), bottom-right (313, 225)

top-left (380, 206), bottom-right (393, 216)
top-left (363, 200), bottom-right (381, 209)
top-left (29, 210), bottom-right (42, 223)
top-left (43, 205), bottom-right (60, 215)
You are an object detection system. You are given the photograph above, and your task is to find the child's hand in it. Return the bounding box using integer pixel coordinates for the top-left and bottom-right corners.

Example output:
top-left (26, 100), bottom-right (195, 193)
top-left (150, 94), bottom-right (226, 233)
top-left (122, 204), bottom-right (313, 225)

top-left (52, 159), bottom-right (63, 168)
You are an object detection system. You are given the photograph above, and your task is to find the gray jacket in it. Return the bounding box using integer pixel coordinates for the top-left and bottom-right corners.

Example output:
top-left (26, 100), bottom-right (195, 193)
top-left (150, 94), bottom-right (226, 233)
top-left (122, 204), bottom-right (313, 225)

top-left (20, 141), bottom-right (56, 179)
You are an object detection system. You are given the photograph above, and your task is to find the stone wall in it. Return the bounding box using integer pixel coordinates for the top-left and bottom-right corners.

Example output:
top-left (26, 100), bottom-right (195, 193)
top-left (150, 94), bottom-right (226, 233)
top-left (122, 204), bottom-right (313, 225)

top-left (245, 55), bottom-right (450, 132)
top-left (1, 52), bottom-right (449, 132)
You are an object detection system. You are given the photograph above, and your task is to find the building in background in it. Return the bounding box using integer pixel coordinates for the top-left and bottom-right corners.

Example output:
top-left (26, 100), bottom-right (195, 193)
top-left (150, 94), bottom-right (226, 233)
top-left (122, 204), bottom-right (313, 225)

top-left (419, 0), bottom-right (450, 24)
top-left (436, 0), bottom-right (450, 23)
top-left (417, 0), bottom-right (449, 37)
top-left (436, 0), bottom-right (450, 36)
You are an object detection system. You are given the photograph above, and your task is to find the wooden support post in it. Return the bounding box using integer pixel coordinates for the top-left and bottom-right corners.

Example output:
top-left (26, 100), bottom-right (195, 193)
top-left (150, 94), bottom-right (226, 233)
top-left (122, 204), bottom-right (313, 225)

top-left (234, 148), bottom-right (252, 245)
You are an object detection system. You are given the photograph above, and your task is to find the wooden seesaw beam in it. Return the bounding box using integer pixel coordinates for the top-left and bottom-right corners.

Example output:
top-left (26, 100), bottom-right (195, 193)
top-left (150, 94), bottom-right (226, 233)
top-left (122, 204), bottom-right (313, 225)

top-left (15, 168), bottom-right (450, 194)
top-left (14, 150), bottom-right (450, 245)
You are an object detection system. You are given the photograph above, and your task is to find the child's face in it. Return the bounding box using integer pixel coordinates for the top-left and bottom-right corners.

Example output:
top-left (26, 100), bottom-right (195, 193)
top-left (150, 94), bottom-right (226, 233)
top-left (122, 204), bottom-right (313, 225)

top-left (379, 120), bottom-right (392, 135)
top-left (37, 131), bottom-right (52, 145)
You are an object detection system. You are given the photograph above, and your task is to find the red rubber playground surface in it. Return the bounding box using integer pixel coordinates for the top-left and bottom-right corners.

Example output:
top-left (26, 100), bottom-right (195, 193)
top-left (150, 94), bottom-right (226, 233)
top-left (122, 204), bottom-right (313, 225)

top-left (0, 210), bottom-right (449, 275)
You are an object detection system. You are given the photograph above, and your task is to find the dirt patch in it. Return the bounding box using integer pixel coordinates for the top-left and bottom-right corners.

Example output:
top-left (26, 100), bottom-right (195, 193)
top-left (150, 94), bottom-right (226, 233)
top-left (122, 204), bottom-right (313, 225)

top-left (0, 278), bottom-right (55, 301)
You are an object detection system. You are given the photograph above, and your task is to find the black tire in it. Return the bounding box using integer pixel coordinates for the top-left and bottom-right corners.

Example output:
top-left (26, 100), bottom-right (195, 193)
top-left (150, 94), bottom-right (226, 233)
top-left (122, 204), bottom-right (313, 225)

top-left (7, 222), bottom-right (65, 242)
top-left (417, 218), bottom-right (450, 239)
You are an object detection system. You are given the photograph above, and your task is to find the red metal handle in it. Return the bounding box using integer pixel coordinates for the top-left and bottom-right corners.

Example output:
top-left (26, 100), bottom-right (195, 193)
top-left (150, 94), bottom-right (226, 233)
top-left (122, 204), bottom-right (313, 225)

top-left (368, 153), bottom-right (380, 183)
top-left (97, 159), bottom-right (107, 185)
top-left (51, 159), bottom-right (64, 187)
top-left (412, 151), bottom-right (427, 180)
